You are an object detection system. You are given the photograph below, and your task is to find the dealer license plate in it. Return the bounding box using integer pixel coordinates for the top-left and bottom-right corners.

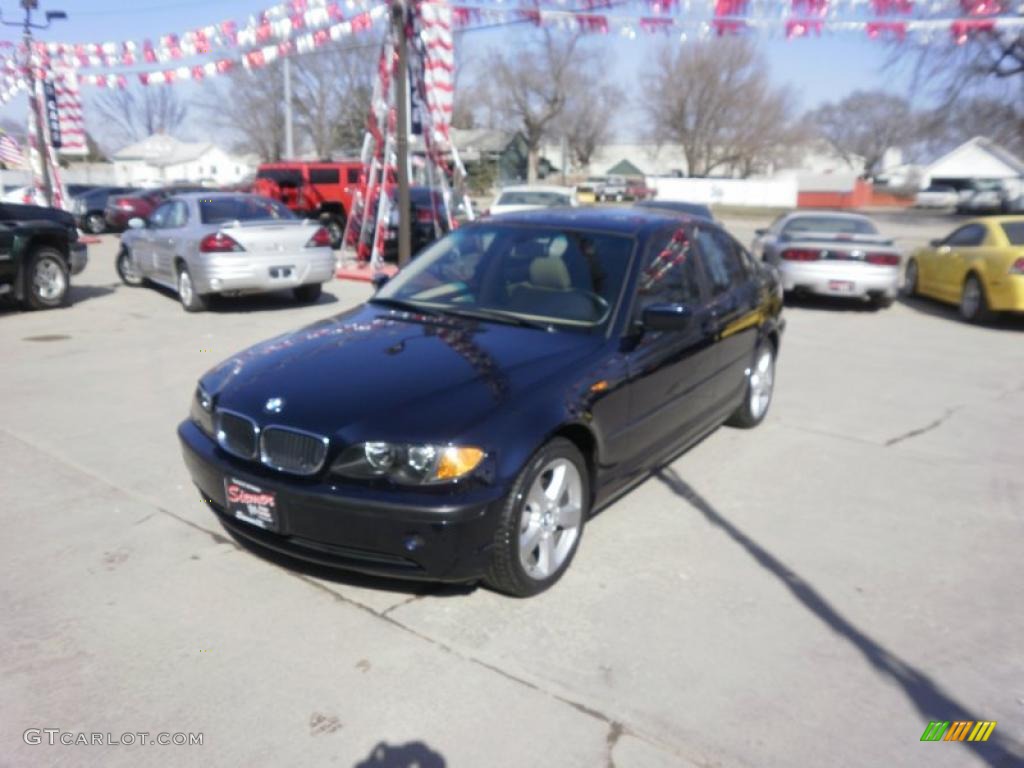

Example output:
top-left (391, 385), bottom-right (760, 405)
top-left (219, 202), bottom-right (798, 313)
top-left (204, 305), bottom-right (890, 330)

top-left (828, 280), bottom-right (855, 293)
top-left (224, 477), bottom-right (278, 531)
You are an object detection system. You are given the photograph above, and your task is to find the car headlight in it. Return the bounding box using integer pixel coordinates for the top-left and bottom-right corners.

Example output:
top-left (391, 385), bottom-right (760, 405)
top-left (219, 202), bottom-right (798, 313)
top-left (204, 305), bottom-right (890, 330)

top-left (190, 384), bottom-right (215, 437)
top-left (331, 442), bottom-right (485, 485)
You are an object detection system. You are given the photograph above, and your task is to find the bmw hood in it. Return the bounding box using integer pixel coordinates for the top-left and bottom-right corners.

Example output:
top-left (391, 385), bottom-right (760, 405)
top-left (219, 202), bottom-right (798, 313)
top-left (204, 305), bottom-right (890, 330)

top-left (200, 304), bottom-right (601, 443)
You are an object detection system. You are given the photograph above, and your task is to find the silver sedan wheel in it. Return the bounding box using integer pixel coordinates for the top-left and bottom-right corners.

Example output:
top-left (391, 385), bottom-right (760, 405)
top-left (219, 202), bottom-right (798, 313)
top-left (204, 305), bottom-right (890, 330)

top-left (33, 255), bottom-right (66, 301)
top-left (960, 278), bottom-right (981, 319)
top-left (749, 347), bottom-right (775, 420)
top-left (518, 459), bottom-right (583, 581)
top-left (178, 268), bottom-right (194, 306)
top-left (119, 250), bottom-right (142, 283)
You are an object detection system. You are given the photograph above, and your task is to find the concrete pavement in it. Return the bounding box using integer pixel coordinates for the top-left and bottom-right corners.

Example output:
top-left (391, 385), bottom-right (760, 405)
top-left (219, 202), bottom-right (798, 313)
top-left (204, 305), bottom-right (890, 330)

top-left (2, 222), bottom-right (1023, 767)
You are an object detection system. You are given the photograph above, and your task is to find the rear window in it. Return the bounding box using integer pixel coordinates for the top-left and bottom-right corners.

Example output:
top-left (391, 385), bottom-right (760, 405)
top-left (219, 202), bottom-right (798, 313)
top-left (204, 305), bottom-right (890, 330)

top-left (309, 168), bottom-right (340, 185)
top-left (783, 216), bottom-right (877, 236)
top-left (199, 196), bottom-right (296, 224)
top-left (497, 191), bottom-right (571, 207)
top-left (256, 168), bottom-right (303, 186)
top-left (1002, 222), bottom-right (1024, 245)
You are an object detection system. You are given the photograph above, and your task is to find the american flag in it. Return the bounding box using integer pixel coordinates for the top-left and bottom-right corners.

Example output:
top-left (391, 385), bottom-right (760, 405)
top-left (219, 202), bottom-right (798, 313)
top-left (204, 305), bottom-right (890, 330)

top-left (0, 132), bottom-right (22, 167)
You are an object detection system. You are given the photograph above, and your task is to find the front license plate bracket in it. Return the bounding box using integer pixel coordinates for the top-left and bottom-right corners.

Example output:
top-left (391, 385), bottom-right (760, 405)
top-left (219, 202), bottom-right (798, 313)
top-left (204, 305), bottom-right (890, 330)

top-left (224, 477), bottom-right (278, 531)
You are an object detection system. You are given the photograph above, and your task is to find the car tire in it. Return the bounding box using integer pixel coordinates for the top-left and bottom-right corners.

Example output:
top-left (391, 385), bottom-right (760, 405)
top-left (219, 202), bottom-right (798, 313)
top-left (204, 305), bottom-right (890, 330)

top-left (85, 212), bottom-right (106, 234)
top-left (23, 247), bottom-right (69, 310)
top-left (116, 246), bottom-right (144, 287)
top-left (293, 283), bottom-right (322, 304)
top-left (484, 437), bottom-right (588, 598)
top-left (726, 341), bottom-right (776, 429)
top-left (959, 274), bottom-right (992, 323)
top-left (903, 259), bottom-right (919, 297)
top-left (321, 214), bottom-right (345, 250)
top-left (177, 264), bottom-right (208, 313)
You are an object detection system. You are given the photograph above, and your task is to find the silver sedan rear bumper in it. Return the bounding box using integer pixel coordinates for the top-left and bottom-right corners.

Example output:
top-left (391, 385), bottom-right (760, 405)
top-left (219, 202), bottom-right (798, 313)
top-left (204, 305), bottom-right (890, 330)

top-left (190, 249), bottom-right (335, 295)
top-left (780, 261), bottom-right (900, 299)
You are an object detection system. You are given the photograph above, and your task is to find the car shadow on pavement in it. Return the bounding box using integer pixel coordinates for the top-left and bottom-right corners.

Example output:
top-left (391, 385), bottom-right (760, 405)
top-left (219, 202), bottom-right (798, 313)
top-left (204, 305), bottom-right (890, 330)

top-left (899, 296), bottom-right (1024, 331)
top-left (144, 282), bottom-right (339, 313)
top-left (220, 523), bottom-right (477, 600)
top-left (70, 283), bottom-right (119, 305)
top-left (353, 741), bottom-right (446, 768)
top-left (654, 467), bottom-right (1024, 768)
top-left (783, 294), bottom-right (881, 313)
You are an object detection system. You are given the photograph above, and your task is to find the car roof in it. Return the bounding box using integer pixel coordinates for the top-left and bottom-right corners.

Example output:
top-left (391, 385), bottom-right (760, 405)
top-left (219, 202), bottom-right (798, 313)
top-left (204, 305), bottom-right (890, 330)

top-left (498, 185), bottom-right (575, 195)
top-left (170, 191), bottom-right (267, 202)
top-left (784, 211), bottom-right (874, 221)
top-left (476, 206), bottom-right (694, 236)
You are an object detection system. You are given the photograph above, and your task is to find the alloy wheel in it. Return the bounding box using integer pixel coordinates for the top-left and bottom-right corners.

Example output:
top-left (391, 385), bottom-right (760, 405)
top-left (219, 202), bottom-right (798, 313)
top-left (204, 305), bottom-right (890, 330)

top-left (518, 459), bottom-right (583, 580)
top-left (33, 255), bottom-right (66, 301)
top-left (749, 347), bottom-right (775, 420)
top-left (961, 278), bottom-right (981, 320)
top-left (178, 268), bottom-right (193, 307)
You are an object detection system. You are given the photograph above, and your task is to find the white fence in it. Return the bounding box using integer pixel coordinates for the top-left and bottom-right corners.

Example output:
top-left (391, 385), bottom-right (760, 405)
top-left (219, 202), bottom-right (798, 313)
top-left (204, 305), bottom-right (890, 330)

top-left (647, 177), bottom-right (798, 208)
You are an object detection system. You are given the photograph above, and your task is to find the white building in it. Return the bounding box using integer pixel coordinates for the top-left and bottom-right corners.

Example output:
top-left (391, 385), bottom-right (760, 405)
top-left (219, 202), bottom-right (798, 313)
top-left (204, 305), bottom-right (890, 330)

top-left (111, 134), bottom-right (256, 187)
top-left (923, 136), bottom-right (1024, 189)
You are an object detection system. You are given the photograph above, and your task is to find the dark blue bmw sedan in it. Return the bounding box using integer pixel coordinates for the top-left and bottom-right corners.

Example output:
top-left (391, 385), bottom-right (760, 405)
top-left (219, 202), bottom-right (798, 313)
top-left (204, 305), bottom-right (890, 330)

top-left (178, 207), bottom-right (784, 596)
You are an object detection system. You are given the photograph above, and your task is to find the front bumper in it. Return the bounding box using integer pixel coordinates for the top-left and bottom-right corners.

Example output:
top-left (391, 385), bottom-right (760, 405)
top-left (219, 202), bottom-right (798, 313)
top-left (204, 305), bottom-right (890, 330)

top-left (69, 242), bottom-right (88, 275)
top-left (177, 420), bottom-right (505, 582)
top-left (190, 249), bottom-right (336, 295)
top-left (781, 261), bottom-right (900, 299)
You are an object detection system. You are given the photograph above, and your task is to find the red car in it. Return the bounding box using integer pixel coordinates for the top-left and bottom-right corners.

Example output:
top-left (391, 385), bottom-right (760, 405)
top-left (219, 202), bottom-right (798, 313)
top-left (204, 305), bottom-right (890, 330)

top-left (252, 160), bottom-right (364, 248)
top-left (626, 179), bottom-right (653, 201)
top-left (104, 184), bottom-right (205, 230)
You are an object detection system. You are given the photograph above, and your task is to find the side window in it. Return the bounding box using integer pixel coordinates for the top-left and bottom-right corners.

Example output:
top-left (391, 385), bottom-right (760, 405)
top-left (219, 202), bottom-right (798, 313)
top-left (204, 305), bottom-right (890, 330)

top-left (149, 202), bottom-right (172, 229)
top-left (694, 227), bottom-right (742, 296)
top-left (309, 168), bottom-right (340, 185)
top-left (347, 168), bottom-right (361, 184)
top-left (714, 230), bottom-right (754, 279)
top-left (633, 227), bottom-right (702, 322)
top-left (945, 225), bottom-right (986, 247)
top-left (167, 201), bottom-right (188, 228)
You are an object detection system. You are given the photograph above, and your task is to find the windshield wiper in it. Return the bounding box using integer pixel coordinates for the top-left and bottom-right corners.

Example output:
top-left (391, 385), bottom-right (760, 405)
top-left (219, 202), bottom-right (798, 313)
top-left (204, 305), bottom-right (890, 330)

top-left (438, 306), bottom-right (553, 331)
top-left (369, 297), bottom-right (442, 316)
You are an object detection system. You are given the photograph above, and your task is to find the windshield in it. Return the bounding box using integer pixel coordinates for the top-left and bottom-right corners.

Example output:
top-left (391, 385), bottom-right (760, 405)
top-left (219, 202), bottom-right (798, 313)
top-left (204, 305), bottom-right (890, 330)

top-left (783, 216), bottom-right (878, 236)
top-left (1002, 222), bottom-right (1024, 245)
top-left (497, 191), bottom-right (571, 207)
top-left (374, 223), bottom-right (634, 330)
top-left (200, 196), bottom-right (296, 224)
top-left (256, 168), bottom-right (303, 186)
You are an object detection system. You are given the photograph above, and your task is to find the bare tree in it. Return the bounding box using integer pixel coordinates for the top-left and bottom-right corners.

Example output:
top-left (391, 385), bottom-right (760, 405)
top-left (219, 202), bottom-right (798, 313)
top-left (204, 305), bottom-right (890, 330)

top-left (483, 30), bottom-right (583, 182)
top-left (890, 31), bottom-right (1024, 106)
top-left (642, 39), bottom-right (801, 177)
top-left (921, 97), bottom-right (1024, 159)
top-left (807, 90), bottom-right (922, 177)
top-left (292, 42), bottom-right (376, 158)
top-left (195, 62), bottom-right (287, 161)
top-left (557, 79), bottom-right (624, 170)
top-left (91, 87), bottom-right (187, 150)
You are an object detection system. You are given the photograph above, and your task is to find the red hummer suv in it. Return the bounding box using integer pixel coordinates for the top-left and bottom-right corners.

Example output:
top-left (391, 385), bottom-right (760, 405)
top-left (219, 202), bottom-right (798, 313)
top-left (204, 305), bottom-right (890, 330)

top-left (253, 160), bottom-right (364, 248)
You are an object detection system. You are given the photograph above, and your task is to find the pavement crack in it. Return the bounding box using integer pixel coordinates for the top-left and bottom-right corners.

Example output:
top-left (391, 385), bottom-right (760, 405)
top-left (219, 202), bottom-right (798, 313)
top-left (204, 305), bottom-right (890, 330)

top-left (606, 721), bottom-right (624, 768)
top-left (884, 406), bottom-right (962, 447)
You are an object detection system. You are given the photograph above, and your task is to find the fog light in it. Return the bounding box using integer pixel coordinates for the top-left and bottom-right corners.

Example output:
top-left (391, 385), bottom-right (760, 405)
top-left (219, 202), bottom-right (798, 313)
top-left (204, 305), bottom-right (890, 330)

top-left (403, 534), bottom-right (425, 552)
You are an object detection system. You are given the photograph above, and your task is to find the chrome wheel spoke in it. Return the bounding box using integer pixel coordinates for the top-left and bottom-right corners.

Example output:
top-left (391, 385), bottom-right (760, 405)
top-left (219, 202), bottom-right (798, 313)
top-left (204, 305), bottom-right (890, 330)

top-left (535, 535), bottom-right (554, 577)
top-left (517, 457), bottom-right (583, 581)
top-left (519, 520), bottom-right (543, 555)
top-left (544, 462), bottom-right (568, 504)
top-left (557, 502), bottom-right (582, 530)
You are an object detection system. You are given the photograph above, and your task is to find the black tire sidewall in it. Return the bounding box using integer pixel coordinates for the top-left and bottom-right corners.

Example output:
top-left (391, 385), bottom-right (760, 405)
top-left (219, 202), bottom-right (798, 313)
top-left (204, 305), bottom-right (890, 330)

top-left (177, 265), bottom-right (206, 312)
top-left (485, 438), bottom-right (589, 597)
top-left (904, 260), bottom-right (918, 296)
top-left (294, 283), bottom-right (322, 303)
top-left (25, 248), bottom-right (69, 310)
top-left (117, 247), bottom-right (143, 286)
top-left (86, 213), bottom-right (106, 234)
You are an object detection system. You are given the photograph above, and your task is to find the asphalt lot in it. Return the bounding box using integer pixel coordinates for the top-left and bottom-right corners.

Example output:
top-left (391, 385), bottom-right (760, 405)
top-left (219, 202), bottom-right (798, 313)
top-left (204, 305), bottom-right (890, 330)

top-left (3, 213), bottom-right (1024, 768)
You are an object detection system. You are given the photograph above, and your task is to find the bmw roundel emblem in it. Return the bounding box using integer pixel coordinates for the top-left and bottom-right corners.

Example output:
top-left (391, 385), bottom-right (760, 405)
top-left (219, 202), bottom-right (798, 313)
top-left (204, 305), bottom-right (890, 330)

top-left (264, 397), bottom-right (284, 414)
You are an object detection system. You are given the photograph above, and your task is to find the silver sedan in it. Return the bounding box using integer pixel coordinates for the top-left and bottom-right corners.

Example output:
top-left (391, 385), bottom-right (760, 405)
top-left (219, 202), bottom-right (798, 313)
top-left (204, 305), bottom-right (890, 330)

top-left (116, 192), bottom-right (335, 312)
top-left (751, 212), bottom-right (902, 308)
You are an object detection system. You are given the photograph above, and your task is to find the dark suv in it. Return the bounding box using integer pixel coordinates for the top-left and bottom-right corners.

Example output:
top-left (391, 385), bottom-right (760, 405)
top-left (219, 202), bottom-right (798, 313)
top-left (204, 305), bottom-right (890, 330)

top-left (0, 203), bottom-right (87, 309)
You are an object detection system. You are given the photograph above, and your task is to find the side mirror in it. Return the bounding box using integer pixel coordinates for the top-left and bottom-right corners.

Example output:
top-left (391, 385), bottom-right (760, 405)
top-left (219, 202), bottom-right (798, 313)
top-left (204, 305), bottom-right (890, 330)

top-left (642, 303), bottom-right (691, 332)
top-left (128, 217), bottom-right (146, 230)
top-left (371, 273), bottom-right (390, 291)
top-left (755, 228), bottom-right (767, 236)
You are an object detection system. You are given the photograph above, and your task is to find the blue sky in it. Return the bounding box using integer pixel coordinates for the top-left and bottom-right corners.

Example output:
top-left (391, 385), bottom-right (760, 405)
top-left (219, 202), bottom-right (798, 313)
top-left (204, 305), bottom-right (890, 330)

top-left (0, 0), bottom-right (916, 147)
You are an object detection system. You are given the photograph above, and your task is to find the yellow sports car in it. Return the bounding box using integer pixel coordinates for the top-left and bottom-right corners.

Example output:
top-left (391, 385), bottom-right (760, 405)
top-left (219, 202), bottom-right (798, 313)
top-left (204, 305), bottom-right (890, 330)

top-left (905, 216), bottom-right (1024, 322)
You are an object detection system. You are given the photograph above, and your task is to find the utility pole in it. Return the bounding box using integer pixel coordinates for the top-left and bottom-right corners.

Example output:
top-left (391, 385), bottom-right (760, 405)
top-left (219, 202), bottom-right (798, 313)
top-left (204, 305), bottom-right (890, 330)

top-left (2, 1), bottom-right (67, 207)
top-left (283, 56), bottom-right (294, 158)
top-left (392, 0), bottom-right (411, 267)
